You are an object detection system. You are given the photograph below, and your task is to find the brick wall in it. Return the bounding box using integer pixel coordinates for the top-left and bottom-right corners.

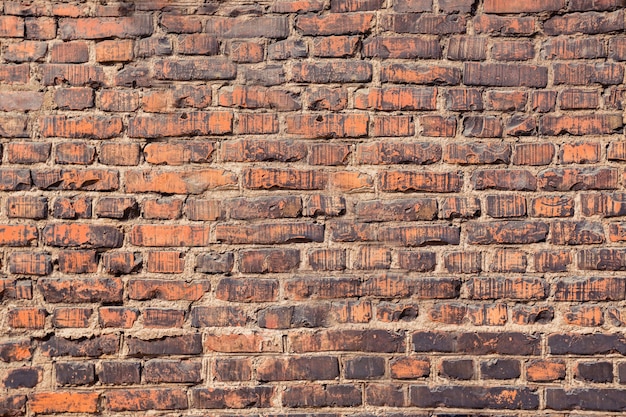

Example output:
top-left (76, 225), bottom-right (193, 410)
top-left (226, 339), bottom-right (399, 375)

top-left (1, 0), bottom-right (626, 414)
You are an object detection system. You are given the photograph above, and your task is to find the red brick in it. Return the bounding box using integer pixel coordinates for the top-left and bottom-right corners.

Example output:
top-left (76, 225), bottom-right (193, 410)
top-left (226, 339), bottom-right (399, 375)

top-left (381, 63), bottom-right (461, 85)
top-left (466, 221), bottom-right (549, 245)
top-left (372, 115), bottom-right (414, 137)
top-left (308, 249), bottom-right (346, 271)
top-left (58, 250), bottom-right (98, 274)
top-left (41, 115), bottom-right (122, 139)
top-left (219, 86), bottom-right (300, 111)
top-left (0, 64), bottom-right (30, 84)
top-left (544, 37), bottom-right (606, 60)
top-left (105, 389), bottom-right (187, 411)
top-left (99, 90), bottom-right (140, 112)
top-left (553, 62), bottom-right (624, 85)
top-left (292, 61), bottom-right (373, 83)
top-left (0, 115), bottom-right (28, 137)
top-left (420, 115), bottom-right (457, 136)
top-left (143, 309), bottom-right (186, 328)
top-left (527, 360), bottom-right (565, 382)
top-left (468, 277), bottom-right (546, 300)
top-left (384, 13), bottom-right (466, 34)
top-left (379, 171), bottom-right (462, 193)
top-left (3, 41), bottom-right (47, 62)
top-left (146, 251), bottom-right (185, 274)
top-left (155, 56), bottom-right (236, 81)
top-left (356, 198), bottom-right (437, 222)
top-left (236, 114), bottom-right (279, 134)
top-left (492, 40), bottom-right (534, 61)
top-left (243, 168), bottom-right (327, 190)
top-left (205, 16), bottom-right (290, 38)
top-left (447, 36), bottom-right (487, 61)
top-left (128, 279), bottom-right (209, 301)
top-left (485, 90), bottom-right (527, 111)
top-left (564, 305), bottom-right (604, 327)
top-left (40, 278), bottom-right (123, 303)
top-left (444, 142), bottom-right (510, 165)
top-left (144, 142), bottom-right (214, 165)
top-left (544, 10), bottom-right (624, 35)
top-left (464, 63), bottom-right (548, 87)
top-left (54, 87), bottom-right (94, 110)
top-left (296, 13), bottom-right (373, 35)
top-left (538, 168), bottom-right (619, 191)
top-left (0, 16), bottom-right (24, 37)
top-left (240, 249), bottom-right (300, 273)
top-left (364, 36), bottom-right (441, 59)
top-left (309, 143), bottom-right (351, 166)
top-left (161, 14), bottom-right (201, 33)
top-left (358, 142), bottom-right (440, 165)
top-left (472, 169), bottom-right (537, 191)
top-left (215, 278), bottom-right (278, 303)
top-left (8, 308), bottom-right (46, 329)
top-left (4, 142), bottom-right (47, 164)
top-left (55, 142), bottom-right (96, 165)
top-left (560, 142), bottom-right (601, 164)
top-left (216, 222), bottom-right (324, 244)
top-left (484, 0), bottom-right (565, 13)
top-left (96, 39), bottom-right (133, 62)
top-left (287, 113), bottom-right (368, 138)
top-left (126, 169), bottom-right (237, 194)
top-left (177, 34), bottom-right (218, 55)
top-left (52, 196), bottom-right (92, 219)
top-left (32, 169), bottom-right (118, 191)
top-left (130, 225), bottom-right (210, 247)
top-left (513, 143), bottom-right (555, 166)
top-left (192, 386), bottom-right (274, 409)
top-left (52, 307), bottom-right (92, 328)
top-left (26, 17), bottom-right (56, 40)
top-left (29, 392), bottom-right (99, 414)
top-left (129, 112), bottom-right (232, 138)
top-left (227, 196), bottom-right (301, 220)
top-left (9, 252), bottom-right (51, 276)
top-left (99, 143), bottom-right (140, 166)
top-left (7, 196), bottom-right (47, 219)
top-left (354, 87), bottom-right (437, 111)
top-left (312, 35), bottom-right (359, 57)
top-left (42, 64), bottom-right (106, 88)
top-left (530, 195), bottom-right (575, 217)
top-left (535, 250), bottom-right (572, 272)
top-left (223, 139), bottom-right (305, 163)
top-left (0, 225), bottom-right (38, 246)
top-left (444, 251), bottom-right (482, 273)
top-left (59, 15), bottom-right (153, 39)
top-left (490, 249), bottom-right (527, 273)
top-left (531, 91), bottom-right (557, 112)
top-left (272, 0), bottom-right (325, 13)
top-left (229, 41), bottom-right (264, 62)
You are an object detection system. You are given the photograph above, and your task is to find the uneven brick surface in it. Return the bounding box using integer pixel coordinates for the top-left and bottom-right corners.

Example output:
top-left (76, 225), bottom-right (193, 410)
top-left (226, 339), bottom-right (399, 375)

top-left (1, 0), bottom-right (626, 415)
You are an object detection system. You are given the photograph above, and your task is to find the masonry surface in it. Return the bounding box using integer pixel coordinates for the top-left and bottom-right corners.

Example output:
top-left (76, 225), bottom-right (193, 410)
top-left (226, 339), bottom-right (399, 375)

top-left (1, 0), bottom-right (626, 415)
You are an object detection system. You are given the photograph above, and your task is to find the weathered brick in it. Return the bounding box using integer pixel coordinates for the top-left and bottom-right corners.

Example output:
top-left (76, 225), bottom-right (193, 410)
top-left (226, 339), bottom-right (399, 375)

top-left (411, 386), bottom-right (539, 409)
top-left (39, 277), bottom-right (123, 303)
top-left (293, 60), bottom-right (373, 84)
top-left (544, 10), bottom-right (624, 35)
top-left (381, 63), bottom-right (461, 85)
top-left (364, 36), bottom-right (441, 59)
top-left (192, 386), bottom-right (273, 409)
top-left (126, 169), bottom-right (237, 194)
top-left (60, 15), bottom-right (152, 39)
top-left (466, 221), bottom-right (549, 244)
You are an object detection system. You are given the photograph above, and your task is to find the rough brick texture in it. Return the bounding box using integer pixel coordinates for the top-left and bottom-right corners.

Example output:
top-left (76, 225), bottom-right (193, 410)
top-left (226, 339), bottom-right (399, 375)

top-left (1, 1), bottom-right (626, 415)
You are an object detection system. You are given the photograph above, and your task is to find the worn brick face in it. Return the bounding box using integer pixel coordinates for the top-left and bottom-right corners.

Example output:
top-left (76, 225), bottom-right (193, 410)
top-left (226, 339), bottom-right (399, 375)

top-left (2, 1), bottom-right (626, 415)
